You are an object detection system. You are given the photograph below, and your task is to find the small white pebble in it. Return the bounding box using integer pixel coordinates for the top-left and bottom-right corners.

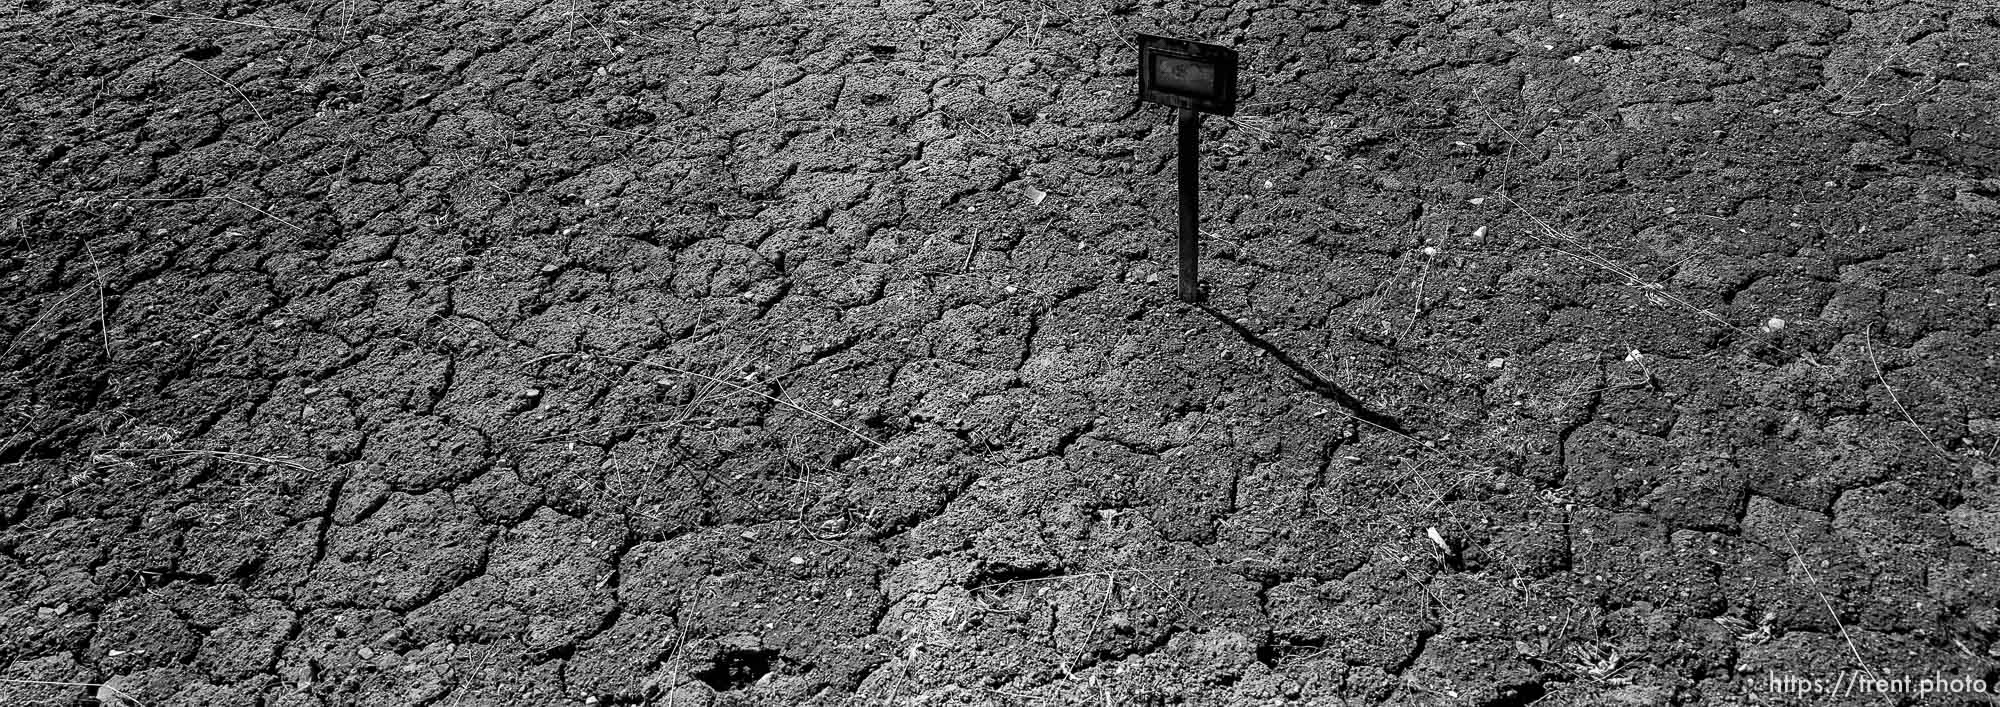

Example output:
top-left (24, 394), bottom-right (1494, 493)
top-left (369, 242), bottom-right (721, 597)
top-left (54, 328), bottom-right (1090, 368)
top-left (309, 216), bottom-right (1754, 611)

top-left (1468, 197), bottom-right (1485, 205)
top-left (1421, 246), bottom-right (1439, 257)
top-left (1761, 317), bottom-right (1786, 332)
top-left (1472, 226), bottom-right (1487, 239)
top-left (1488, 358), bottom-right (1506, 369)
top-left (789, 556), bottom-right (806, 565)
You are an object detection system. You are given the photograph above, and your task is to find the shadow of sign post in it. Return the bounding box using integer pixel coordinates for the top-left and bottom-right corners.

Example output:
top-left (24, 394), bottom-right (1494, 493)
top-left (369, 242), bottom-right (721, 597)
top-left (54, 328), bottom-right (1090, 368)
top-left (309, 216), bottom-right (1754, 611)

top-left (1137, 34), bottom-right (1238, 303)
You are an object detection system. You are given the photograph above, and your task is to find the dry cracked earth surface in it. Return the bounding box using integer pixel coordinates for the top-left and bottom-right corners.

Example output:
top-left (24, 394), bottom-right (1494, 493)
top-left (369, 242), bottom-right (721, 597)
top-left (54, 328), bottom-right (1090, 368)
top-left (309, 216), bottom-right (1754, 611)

top-left (3, 0), bottom-right (2000, 704)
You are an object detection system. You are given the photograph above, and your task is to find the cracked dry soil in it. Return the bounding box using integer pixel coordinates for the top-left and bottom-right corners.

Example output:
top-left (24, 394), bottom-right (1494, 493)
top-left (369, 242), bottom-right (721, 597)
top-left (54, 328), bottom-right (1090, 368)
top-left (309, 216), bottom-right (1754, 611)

top-left (4, 0), bottom-right (2000, 704)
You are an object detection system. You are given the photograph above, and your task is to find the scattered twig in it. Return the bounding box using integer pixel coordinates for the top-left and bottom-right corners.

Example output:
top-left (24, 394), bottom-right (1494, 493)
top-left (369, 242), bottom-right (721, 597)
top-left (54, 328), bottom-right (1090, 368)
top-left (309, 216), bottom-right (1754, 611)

top-left (1401, 245), bottom-right (1437, 341)
top-left (1862, 326), bottom-right (1951, 460)
top-left (1785, 535), bottom-right (1880, 682)
top-left (551, 467), bottom-right (667, 521)
top-left (82, 240), bottom-right (111, 359)
top-left (176, 58), bottom-right (268, 127)
top-left (0, 283), bottom-right (90, 361)
top-left (98, 447), bottom-right (319, 475)
top-left (445, 643), bottom-right (498, 707)
top-left (111, 196), bottom-right (305, 234)
top-left (1225, 115), bottom-right (1277, 144)
top-left (92, 5), bottom-right (311, 33)
top-left (1494, 193), bottom-right (1816, 365)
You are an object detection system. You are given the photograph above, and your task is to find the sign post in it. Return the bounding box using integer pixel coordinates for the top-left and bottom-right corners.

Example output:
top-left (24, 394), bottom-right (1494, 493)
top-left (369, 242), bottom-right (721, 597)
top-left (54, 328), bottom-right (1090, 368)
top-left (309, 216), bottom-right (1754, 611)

top-left (1137, 34), bottom-right (1237, 303)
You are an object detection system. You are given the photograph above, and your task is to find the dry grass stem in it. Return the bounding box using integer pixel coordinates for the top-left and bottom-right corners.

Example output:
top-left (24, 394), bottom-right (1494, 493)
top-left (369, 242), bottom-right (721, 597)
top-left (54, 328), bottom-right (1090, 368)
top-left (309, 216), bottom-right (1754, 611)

top-left (99, 447), bottom-right (318, 474)
top-left (83, 240), bottom-right (110, 359)
top-left (1495, 193), bottom-right (1816, 364)
top-left (1862, 326), bottom-right (1950, 460)
top-left (1785, 535), bottom-right (1880, 682)
top-left (177, 58), bottom-right (268, 127)
top-left (113, 196), bottom-right (306, 233)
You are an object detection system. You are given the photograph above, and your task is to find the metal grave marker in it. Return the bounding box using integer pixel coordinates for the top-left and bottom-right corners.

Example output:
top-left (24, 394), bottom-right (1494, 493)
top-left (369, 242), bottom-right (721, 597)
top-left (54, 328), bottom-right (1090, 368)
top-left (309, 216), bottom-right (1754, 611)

top-left (1138, 34), bottom-right (1238, 303)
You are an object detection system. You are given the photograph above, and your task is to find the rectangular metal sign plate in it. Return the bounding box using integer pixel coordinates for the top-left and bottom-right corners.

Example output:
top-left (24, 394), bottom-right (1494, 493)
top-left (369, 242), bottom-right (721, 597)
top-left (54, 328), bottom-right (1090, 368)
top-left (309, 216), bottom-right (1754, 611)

top-left (1137, 34), bottom-right (1238, 117)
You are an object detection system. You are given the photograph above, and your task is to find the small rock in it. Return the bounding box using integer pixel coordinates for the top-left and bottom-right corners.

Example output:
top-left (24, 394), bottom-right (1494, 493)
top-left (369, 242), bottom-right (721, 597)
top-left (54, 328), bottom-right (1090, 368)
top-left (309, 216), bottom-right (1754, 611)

top-left (789, 556), bottom-right (805, 565)
top-left (1487, 358), bottom-right (1506, 369)
top-left (358, 646), bottom-right (375, 659)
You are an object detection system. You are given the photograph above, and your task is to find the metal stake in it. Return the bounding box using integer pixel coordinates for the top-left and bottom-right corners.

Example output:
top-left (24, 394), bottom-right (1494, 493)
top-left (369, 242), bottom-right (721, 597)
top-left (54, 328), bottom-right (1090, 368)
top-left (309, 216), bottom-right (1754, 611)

top-left (1176, 107), bottom-right (1201, 303)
